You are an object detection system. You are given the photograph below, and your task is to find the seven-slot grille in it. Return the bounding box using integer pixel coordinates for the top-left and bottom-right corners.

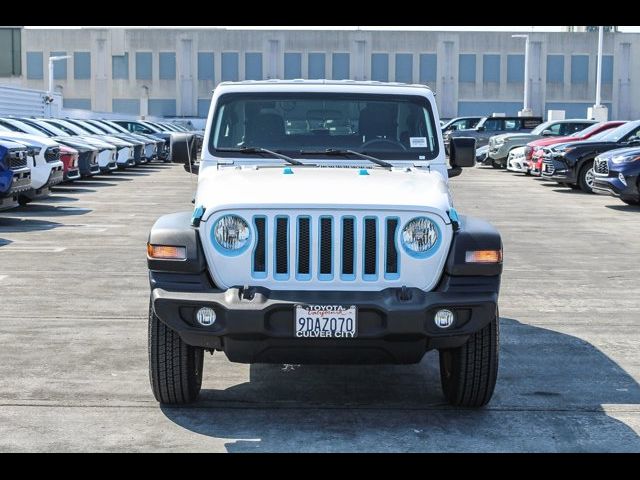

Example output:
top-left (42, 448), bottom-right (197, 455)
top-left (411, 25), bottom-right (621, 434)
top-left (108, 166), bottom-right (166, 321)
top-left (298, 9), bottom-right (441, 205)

top-left (251, 215), bottom-right (401, 281)
top-left (7, 149), bottom-right (28, 169)
top-left (44, 146), bottom-right (60, 163)
top-left (593, 157), bottom-right (609, 175)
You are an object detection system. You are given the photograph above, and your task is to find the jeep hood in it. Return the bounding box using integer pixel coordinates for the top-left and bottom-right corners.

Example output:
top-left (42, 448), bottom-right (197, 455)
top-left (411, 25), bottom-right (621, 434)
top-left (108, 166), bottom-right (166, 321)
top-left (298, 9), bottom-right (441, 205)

top-left (0, 131), bottom-right (59, 148)
top-left (196, 166), bottom-right (452, 222)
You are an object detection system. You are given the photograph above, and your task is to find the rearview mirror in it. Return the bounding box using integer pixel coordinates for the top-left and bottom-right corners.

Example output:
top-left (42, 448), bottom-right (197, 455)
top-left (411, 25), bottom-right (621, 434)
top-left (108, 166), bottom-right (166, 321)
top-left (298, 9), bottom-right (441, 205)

top-left (449, 136), bottom-right (476, 174)
top-left (541, 129), bottom-right (553, 136)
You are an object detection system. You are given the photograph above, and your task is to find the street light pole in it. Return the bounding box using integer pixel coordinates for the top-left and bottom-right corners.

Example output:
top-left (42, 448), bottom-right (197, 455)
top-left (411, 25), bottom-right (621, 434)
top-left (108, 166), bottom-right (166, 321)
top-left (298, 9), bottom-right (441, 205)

top-left (512, 34), bottom-right (531, 116)
top-left (590, 26), bottom-right (608, 121)
top-left (595, 25), bottom-right (603, 108)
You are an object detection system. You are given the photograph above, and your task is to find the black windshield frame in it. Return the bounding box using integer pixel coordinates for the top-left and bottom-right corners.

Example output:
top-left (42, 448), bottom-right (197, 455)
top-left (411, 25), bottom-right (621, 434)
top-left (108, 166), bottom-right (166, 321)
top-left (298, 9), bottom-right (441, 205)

top-left (208, 92), bottom-right (440, 161)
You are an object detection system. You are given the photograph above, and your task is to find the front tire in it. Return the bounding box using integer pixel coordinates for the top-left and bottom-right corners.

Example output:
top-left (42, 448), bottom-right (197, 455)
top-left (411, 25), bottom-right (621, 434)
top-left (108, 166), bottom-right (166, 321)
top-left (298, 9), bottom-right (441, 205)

top-left (439, 313), bottom-right (499, 407)
top-left (148, 298), bottom-right (204, 404)
top-left (578, 161), bottom-right (595, 193)
top-left (491, 159), bottom-right (502, 169)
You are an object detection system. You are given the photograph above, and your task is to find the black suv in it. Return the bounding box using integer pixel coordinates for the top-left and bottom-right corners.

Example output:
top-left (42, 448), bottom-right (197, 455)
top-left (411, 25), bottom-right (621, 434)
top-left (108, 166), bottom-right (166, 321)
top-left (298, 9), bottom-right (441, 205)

top-left (541, 120), bottom-right (640, 193)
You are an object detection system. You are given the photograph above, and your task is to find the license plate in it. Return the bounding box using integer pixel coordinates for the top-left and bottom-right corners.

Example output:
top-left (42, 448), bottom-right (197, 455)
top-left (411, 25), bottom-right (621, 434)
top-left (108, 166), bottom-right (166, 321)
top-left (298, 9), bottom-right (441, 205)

top-left (294, 305), bottom-right (357, 339)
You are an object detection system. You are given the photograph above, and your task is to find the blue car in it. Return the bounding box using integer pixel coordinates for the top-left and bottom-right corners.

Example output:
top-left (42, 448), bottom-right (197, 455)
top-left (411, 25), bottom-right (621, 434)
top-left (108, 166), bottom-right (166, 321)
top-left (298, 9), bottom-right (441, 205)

top-left (0, 140), bottom-right (31, 211)
top-left (593, 146), bottom-right (640, 206)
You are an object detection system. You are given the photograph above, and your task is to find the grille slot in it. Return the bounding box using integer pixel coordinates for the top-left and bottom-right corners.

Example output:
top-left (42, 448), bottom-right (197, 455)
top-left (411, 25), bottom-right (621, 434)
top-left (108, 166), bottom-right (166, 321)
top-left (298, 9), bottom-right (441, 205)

top-left (594, 158), bottom-right (609, 175)
top-left (275, 217), bottom-right (288, 276)
top-left (319, 217), bottom-right (332, 276)
top-left (297, 217), bottom-right (311, 276)
top-left (7, 150), bottom-right (28, 170)
top-left (342, 218), bottom-right (355, 277)
top-left (385, 218), bottom-right (399, 276)
top-left (253, 217), bottom-right (266, 275)
top-left (364, 218), bottom-right (377, 277)
top-left (44, 147), bottom-right (60, 163)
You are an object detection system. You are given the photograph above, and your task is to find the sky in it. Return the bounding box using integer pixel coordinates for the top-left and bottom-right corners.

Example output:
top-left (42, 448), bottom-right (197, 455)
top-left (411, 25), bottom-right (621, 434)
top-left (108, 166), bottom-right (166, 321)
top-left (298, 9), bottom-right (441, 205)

top-left (24, 26), bottom-right (640, 32)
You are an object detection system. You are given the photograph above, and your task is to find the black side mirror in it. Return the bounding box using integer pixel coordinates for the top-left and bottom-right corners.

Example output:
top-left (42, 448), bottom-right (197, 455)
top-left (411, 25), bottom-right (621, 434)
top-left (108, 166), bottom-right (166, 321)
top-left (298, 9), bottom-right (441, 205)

top-left (449, 137), bottom-right (476, 177)
top-left (476, 125), bottom-right (485, 131)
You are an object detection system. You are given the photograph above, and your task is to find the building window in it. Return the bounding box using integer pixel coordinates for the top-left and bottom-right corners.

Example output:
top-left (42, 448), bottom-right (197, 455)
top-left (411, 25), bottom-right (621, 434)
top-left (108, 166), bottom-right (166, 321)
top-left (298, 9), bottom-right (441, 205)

top-left (395, 53), bottom-right (413, 83)
top-left (198, 52), bottom-right (214, 81)
top-left (159, 52), bottom-right (176, 80)
top-left (419, 54), bottom-right (437, 84)
top-left (63, 98), bottom-right (91, 110)
top-left (507, 54), bottom-right (524, 83)
top-left (332, 53), bottom-right (350, 80)
top-left (546, 55), bottom-right (564, 83)
top-left (112, 53), bottom-right (129, 80)
top-left (483, 54), bottom-right (500, 83)
top-left (135, 52), bottom-right (152, 80)
top-left (51, 51), bottom-right (67, 80)
top-left (73, 52), bottom-right (91, 80)
top-left (571, 55), bottom-right (589, 84)
top-left (0, 28), bottom-right (21, 76)
top-left (458, 54), bottom-right (476, 83)
top-left (221, 52), bottom-right (239, 82)
top-left (26, 51), bottom-right (43, 80)
top-left (149, 99), bottom-right (177, 117)
top-left (284, 52), bottom-right (302, 79)
top-left (198, 99), bottom-right (211, 118)
top-left (371, 53), bottom-right (388, 82)
top-left (601, 55), bottom-right (613, 84)
top-left (308, 53), bottom-right (325, 78)
top-left (112, 99), bottom-right (139, 114)
top-left (245, 52), bottom-right (263, 80)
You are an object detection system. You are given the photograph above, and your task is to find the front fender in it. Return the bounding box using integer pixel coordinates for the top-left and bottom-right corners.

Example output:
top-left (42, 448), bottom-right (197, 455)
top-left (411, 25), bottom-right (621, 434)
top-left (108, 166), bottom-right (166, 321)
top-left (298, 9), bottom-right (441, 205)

top-left (445, 215), bottom-right (502, 277)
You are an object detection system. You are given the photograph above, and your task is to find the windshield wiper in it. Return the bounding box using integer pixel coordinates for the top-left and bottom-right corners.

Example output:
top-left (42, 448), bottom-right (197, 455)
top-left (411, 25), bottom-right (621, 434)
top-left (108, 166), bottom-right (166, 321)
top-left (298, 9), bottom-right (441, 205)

top-left (217, 146), bottom-right (305, 166)
top-left (299, 148), bottom-right (393, 170)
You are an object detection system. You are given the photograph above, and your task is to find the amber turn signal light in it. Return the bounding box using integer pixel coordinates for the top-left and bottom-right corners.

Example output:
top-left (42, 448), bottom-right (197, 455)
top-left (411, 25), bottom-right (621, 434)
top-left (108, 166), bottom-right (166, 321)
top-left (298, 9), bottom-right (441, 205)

top-left (465, 250), bottom-right (502, 263)
top-left (147, 244), bottom-right (187, 260)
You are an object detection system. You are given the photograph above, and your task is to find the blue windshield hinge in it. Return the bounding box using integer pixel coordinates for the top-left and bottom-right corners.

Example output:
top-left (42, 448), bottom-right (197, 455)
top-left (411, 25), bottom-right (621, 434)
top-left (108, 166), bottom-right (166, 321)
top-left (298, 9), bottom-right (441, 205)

top-left (448, 207), bottom-right (460, 231)
top-left (191, 205), bottom-right (206, 227)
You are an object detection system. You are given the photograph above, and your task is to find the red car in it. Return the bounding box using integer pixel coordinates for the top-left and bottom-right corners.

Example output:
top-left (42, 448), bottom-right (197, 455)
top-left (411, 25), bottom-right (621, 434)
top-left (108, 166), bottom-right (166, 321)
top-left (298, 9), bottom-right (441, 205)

top-left (525, 121), bottom-right (626, 176)
top-left (59, 144), bottom-right (81, 181)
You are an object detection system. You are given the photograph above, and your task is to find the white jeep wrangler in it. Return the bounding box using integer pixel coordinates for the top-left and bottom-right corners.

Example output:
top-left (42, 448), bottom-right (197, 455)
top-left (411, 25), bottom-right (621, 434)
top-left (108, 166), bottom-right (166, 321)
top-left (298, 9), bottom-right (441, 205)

top-left (147, 80), bottom-right (502, 407)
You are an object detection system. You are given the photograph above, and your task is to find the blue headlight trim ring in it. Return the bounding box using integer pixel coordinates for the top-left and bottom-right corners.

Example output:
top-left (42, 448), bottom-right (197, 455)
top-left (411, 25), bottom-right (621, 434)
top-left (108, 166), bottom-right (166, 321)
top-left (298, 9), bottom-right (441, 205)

top-left (400, 216), bottom-right (442, 259)
top-left (211, 214), bottom-right (252, 257)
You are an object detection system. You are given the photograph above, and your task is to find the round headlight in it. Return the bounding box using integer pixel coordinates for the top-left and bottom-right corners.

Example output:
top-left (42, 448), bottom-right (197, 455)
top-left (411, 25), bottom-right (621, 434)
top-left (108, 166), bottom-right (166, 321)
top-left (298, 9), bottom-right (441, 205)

top-left (214, 215), bottom-right (250, 251)
top-left (402, 217), bottom-right (439, 255)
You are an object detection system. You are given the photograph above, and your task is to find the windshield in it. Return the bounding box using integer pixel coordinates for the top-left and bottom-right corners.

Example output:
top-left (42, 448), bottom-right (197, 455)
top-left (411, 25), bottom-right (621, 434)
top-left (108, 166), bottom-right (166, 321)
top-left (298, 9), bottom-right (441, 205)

top-left (597, 121), bottom-right (640, 143)
top-left (69, 120), bottom-right (103, 135)
top-left (530, 121), bottom-right (557, 135)
top-left (22, 119), bottom-right (69, 137)
top-left (209, 92), bottom-right (439, 160)
top-left (569, 122), bottom-right (603, 138)
top-left (140, 121), bottom-right (162, 133)
top-left (102, 121), bottom-right (131, 134)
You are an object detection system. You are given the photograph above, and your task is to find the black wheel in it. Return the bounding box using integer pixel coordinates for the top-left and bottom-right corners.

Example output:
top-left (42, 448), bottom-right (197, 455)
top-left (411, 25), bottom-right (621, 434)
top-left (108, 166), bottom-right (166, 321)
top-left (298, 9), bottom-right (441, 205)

top-left (148, 298), bottom-right (203, 404)
top-left (439, 313), bottom-right (499, 407)
top-left (622, 198), bottom-right (640, 206)
top-left (578, 161), bottom-right (595, 193)
top-left (491, 159), bottom-right (502, 169)
top-left (18, 195), bottom-right (31, 206)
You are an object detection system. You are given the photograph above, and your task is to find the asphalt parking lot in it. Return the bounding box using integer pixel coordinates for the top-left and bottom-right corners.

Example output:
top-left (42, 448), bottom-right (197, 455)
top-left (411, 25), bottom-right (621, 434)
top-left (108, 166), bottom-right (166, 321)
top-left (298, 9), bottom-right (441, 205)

top-left (0, 163), bottom-right (639, 452)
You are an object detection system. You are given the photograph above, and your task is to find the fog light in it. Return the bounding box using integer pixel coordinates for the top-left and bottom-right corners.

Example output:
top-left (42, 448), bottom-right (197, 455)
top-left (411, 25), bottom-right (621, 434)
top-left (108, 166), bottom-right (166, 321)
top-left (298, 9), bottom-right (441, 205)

top-left (196, 307), bottom-right (216, 326)
top-left (434, 309), bottom-right (455, 328)
top-left (619, 173), bottom-right (627, 186)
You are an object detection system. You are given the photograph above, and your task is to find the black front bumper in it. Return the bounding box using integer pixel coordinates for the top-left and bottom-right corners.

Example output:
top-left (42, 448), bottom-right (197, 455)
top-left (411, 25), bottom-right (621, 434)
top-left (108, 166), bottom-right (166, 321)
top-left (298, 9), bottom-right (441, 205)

top-left (593, 173), bottom-right (640, 202)
top-left (151, 272), bottom-right (499, 364)
top-left (541, 158), bottom-right (576, 183)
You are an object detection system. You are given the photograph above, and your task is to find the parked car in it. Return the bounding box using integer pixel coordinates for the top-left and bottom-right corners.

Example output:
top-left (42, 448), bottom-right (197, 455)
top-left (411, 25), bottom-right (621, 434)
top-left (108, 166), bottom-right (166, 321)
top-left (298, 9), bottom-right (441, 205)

top-left (505, 146), bottom-right (528, 173)
top-left (448, 115), bottom-right (543, 153)
top-left (475, 144), bottom-right (489, 165)
top-left (62, 118), bottom-right (140, 168)
top-left (146, 80), bottom-right (502, 408)
top-left (39, 118), bottom-right (122, 171)
top-left (526, 121), bottom-right (626, 176)
top-left (541, 120), bottom-right (640, 193)
top-left (488, 119), bottom-right (597, 169)
top-left (0, 130), bottom-right (64, 205)
top-left (4, 118), bottom-right (100, 178)
top-left (113, 120), bottom-right (197, 164)
top-left (95, 120), bottom-right (167, 162)
top-left (58, 144), bottom-right (81, 181)
top-left (441, 116), bottom-right (482, 134)
top-left (81, 119), bottom-right (157, 165)
top-left (0, 139), bottom-right (31, 211)
top-left (592, 147), bottom-right (640, 206)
